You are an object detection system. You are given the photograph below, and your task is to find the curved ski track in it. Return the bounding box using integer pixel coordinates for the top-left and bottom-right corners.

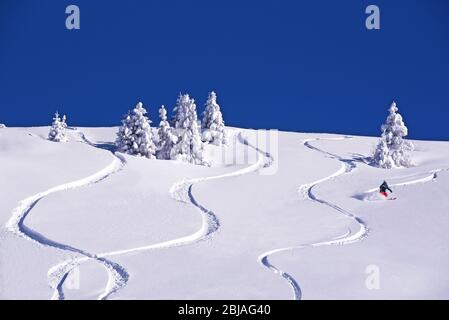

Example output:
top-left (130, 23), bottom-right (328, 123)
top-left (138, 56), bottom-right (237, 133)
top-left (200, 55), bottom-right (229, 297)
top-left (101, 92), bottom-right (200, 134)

top-left (258, 136), bottom-right (368, 300)
top-left (259, 136), bottom-right (449, 300)
top-left (6, 130), bottom-right (128, 300)
top-left (45, 131), bottom-right (272, 299)
top-left (8, 130), bottom-right (446, 300)
top-left (359, 169), bottom-right (448, 200)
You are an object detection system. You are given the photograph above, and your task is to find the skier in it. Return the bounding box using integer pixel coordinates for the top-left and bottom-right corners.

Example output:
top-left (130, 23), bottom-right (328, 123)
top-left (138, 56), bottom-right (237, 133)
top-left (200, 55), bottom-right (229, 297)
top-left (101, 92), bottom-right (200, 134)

top-left (379, 180), bottom-right (393, 198)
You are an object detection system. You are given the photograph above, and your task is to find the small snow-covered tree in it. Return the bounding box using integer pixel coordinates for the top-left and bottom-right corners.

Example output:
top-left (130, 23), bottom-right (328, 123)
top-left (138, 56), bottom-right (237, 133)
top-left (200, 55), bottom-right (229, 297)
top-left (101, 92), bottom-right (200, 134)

top-left (48, 111), bottom-right (68, 142)
top-left (372, 101), bottom-right (414, 168)
top-left (116, 102), bottom-right (156, 158)
top-left (170, 94), bottom-right (206, 165)
top-left (201, 91), bottom-right (227, 145)
top-left (0, 123), bottom-right (5, 129)
top-left (156, 105), bottom-right (177, 160)
top-left (62, 115), bottom-right (67, 130)
top-left (372, 138), bottom-right (394, 169)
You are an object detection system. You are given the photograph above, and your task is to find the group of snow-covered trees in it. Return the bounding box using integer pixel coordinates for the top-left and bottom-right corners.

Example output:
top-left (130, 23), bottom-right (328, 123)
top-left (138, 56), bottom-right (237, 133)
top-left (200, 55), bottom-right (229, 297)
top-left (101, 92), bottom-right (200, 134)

top-left (44, 96), bottom-right (412, 170)
top-left (371, 101), bottom-right (414, 169)
top-left (115, 91), bottom-right (226, 165)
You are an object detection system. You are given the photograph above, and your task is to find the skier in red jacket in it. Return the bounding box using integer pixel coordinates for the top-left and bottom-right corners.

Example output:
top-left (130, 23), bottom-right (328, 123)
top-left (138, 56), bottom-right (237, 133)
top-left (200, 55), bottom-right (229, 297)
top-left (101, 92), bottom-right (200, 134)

top-left (379, 181), bottom-right (393, 198)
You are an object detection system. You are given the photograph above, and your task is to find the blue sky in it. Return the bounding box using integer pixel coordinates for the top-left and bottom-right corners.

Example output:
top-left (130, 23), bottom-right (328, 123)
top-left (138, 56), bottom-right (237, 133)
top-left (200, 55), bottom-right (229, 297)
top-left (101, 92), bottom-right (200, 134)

top-left (1, 0), bottom-right (448, 140)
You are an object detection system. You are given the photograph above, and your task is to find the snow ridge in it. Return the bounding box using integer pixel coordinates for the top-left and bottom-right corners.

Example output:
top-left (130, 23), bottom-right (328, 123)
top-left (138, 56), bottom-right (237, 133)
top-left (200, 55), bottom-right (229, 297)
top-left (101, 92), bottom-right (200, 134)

top-left (259, 136), bottom-right (368, 300)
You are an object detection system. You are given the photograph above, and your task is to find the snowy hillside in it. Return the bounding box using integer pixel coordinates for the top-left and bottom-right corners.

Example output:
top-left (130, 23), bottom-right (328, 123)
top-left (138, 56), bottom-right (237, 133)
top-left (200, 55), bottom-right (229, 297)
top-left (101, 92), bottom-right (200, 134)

top-left (1, 126), bottom-right (448, 300)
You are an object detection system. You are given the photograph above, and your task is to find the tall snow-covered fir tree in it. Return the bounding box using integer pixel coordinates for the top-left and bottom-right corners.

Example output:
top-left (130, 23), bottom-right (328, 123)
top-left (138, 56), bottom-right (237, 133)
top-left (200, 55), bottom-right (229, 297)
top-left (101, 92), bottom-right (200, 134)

top-left (156, 105), bottom-right (177, 160)
top-left (115, 102), bottom-right (156, 158)
top-left (170, 94), bottom-right (206, 165)
top-left (372, 101), bottom-right (414, 168)
top-left (48, 111), bottom-right (68, 142)
top-left (201, 91), bottom-right (227, 145)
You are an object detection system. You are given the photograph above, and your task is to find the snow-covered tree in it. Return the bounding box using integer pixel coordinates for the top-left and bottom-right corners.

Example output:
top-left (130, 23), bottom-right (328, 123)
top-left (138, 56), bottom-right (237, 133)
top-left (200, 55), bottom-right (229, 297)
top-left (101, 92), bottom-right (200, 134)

top-left (372, 138), bottom-right (394, 169)
top-left (201, 91), bottom-right (227, 145)
top-left (0, 123), bottom-right (5, 129)
top-left (48, 111), bottom-right (68, 142)
top-left (170, 94), bottom-right (206, 165)
top-left (115, 102), bottom-right (156, 158)
top-left (156, 105), bottom-right (177, 160)
top-left (372, 101), bottom-right (414, 168)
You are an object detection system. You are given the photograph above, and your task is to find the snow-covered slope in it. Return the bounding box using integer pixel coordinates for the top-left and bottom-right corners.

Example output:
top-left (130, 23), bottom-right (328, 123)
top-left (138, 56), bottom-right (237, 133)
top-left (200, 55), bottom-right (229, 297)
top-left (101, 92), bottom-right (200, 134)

top-left (1, 126), bottom-right (448, 299)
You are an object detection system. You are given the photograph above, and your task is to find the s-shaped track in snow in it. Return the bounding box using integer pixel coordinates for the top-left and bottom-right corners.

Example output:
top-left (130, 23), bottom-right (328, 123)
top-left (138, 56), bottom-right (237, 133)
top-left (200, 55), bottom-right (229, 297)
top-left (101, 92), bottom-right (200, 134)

top-left (5, 130), bottom-right (129, 300)
top-left (258, 136), bottom-right (368, 300)
top-left (48, 131), bottom-right (273, 299)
